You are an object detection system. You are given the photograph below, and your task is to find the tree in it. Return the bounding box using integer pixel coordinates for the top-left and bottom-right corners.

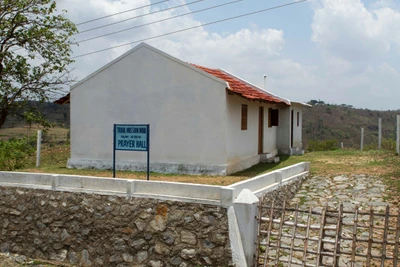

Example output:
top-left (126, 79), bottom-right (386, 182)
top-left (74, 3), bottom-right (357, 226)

top-left (0, 0), bottom-right (77, 129)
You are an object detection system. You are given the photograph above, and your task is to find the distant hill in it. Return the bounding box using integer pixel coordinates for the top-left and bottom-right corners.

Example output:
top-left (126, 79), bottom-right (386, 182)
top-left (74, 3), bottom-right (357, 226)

top-left (2, 101), bottom-right (399, 150)
top-left (303, 102), bottom-right (399, 149)
top-left (2, 101), bottom-right (70, 129)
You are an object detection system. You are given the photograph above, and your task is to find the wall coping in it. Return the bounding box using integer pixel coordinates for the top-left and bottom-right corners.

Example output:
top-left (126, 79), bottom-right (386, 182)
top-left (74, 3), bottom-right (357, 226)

top-left (0, 162), bottom-right (309, 207)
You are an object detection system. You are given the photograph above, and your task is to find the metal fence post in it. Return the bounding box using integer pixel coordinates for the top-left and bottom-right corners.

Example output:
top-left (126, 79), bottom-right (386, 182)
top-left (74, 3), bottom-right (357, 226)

top-left (361, 128), bottom-right (364, 151)
top-left (378, 118), bottom-right (382, 150)
top-left (397, 115), bottom-right (400, 154)
top-left (36, 130), bottom-right (42, 167)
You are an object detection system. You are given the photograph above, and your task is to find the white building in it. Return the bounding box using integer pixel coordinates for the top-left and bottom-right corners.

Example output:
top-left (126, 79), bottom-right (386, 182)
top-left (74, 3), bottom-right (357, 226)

top-left (60, 43), bottom-right (306, 175)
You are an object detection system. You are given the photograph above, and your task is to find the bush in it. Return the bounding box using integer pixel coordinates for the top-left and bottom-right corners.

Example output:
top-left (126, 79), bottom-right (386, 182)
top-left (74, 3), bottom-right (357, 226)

top-left (381, 138), bottom-right (396, 151)
top-left (0, 137), bottom-right (35, 171)
top-left (308, 140), bottom-right (338, 151)
top-left (364, 139), bottom-right (397, 151)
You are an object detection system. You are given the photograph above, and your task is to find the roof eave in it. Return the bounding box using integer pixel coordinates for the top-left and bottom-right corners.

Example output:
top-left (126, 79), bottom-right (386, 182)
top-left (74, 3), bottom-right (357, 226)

top-left (292, 101), bottom-right (312, 107)
top-left (226, 88), bottom-right (289, 106)
top-left (218, 68), bottom-right (291, 105)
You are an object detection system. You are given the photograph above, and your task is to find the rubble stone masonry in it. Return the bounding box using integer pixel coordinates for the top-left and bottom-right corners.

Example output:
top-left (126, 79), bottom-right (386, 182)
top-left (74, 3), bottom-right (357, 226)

top-left (0, 187), bottom-right (233, 267)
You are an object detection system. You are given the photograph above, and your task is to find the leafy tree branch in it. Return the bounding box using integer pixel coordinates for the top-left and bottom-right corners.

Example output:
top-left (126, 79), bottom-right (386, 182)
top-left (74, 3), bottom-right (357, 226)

top-left (0, 0), bottom-right (77, 129)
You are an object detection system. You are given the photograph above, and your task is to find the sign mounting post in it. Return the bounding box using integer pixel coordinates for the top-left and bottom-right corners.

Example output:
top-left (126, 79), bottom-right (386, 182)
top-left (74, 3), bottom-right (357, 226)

top-left (113, 124), bottom-right (150, 180)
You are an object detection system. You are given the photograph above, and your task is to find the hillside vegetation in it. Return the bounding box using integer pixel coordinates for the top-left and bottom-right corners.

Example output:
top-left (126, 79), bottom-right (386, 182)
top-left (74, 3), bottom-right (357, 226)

top-left (303, 102), bottom-right (399, 150)
top-left (1, 101), bottom-right (69, 130)
top-left (0, 101), bottom-right (69, 142)
top-left (0, 101), bottom-right (399, 151)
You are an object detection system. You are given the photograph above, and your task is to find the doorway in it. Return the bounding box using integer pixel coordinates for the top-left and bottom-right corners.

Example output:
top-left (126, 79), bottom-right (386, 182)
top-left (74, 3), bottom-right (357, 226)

top-left (291, 109), bottom-right (294, 148)
top-left (258, 107), bottom-right (264, 154)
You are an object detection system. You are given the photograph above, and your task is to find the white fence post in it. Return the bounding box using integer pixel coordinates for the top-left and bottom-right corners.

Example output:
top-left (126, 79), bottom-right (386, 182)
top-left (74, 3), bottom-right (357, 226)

top-left (378, 118), bottom-right (382, 150)
top-left (360, 128), bottom-right (364, 151)
top-left (341, 142), bottom-right (344, 149)
top-left (233, 189), bottom-right (259, 267)
top-left (397, 115), bottom-right (400, 155)
top-left (36, 130), bottom-right (42, 167)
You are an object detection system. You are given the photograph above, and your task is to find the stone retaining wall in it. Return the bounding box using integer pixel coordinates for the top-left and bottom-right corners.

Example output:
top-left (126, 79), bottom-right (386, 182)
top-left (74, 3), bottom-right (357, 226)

top-left (0, 163), bottom-right (310, 267)
top-left (259, 174), bottom-right (308, 217)
top-left (260, 175), bottom-right (307, 204)
top-left (0, 187), bottom-right (233, 267)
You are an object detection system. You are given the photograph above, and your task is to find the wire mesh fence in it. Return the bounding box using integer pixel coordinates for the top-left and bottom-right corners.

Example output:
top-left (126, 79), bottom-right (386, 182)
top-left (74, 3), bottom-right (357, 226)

top-left (256, 198), bottom-right (400, 267)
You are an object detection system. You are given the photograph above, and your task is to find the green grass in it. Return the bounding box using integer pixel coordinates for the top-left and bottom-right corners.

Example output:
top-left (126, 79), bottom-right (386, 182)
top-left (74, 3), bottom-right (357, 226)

top-left (7, 143), bottom-right (400, 200)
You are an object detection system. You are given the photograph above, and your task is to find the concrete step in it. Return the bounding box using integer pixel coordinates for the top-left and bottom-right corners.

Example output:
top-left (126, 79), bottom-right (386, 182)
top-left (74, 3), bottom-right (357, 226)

top-left (260, 149), bottom-right (278, 163)
top-left (267, 156), bottom-right (280, 164)
top-left (290, 147), bottom-right (304, 155)
top-left (261, 156), bottom-right (280, 164)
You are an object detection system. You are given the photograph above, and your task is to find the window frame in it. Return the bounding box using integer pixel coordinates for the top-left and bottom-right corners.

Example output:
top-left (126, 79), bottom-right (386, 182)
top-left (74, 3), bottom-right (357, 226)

top-left (297, 112), bottom-right (300, 127)
top-left (268, 108), bottom-right (279, 127)
top-left (241, 104), bottom-right (248, 130)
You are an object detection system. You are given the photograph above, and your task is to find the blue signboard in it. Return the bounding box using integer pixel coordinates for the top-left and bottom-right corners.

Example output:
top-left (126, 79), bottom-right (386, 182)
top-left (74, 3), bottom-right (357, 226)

top-left (113, 124), bottom-right (150, 180)
top-left (115, 125), bottom-right (149, 151)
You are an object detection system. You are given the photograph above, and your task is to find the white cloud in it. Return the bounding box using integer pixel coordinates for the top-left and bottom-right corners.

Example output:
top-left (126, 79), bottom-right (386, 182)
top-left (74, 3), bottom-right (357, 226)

top-left (53, 0), bottom-right (400, 110)
top-left (55, 0), bottom-right (311, 104)
top-left (311, 0), bottom-right (400, 60)
top-left (308, 0), bottom-right (400, 109)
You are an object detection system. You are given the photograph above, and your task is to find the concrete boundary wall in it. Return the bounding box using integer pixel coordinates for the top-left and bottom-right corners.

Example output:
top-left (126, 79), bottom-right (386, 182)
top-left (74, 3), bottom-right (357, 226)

top-left (0, 162), bottom-right (309, 206)
top-left (0, 162), bottom-right (310, 267)
top-left (228, 162), bottom-right (310, 199)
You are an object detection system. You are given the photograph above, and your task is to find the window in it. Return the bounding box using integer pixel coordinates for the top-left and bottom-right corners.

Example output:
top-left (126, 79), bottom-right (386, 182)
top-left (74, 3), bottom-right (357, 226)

top-left (268, 108), bottom-right (279, 127)
top-left (297, 112), bottom-right (300, 127)
top-left (241, 104), bottom-right (248, 130)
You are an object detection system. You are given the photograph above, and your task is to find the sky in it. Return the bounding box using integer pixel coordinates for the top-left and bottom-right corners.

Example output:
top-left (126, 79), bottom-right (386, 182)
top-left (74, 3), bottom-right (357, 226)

top-left (55, 0), bottom-right (400, 110)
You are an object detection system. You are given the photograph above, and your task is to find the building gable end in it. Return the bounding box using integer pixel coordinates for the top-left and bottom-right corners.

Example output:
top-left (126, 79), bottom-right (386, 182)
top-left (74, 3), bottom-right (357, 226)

top-left (70, 43), bottom-right (227, 92)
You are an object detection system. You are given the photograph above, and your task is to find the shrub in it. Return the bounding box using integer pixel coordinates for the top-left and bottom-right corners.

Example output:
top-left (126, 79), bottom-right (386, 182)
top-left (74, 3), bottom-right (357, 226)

top-left (381, 138), bottom-right (396, 151)
top-left (0, 137), bottom-right (35, 171)
top-left (365, 139), bottom-right (397, 151)
top-left (308, 139), bottom-right (338, 151)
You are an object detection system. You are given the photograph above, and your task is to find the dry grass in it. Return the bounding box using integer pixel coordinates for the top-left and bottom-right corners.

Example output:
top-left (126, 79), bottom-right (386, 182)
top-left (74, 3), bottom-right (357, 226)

top-left (1, 126), bottom-right (397, 199)
top-left (2, 133), bottom-right (400, 267)
top-left (18, 145), bottom-right (400, 193)
top-left (0, 126), bottom-right (69, 143)
top-left (22, 145), bottom-right (249, 186)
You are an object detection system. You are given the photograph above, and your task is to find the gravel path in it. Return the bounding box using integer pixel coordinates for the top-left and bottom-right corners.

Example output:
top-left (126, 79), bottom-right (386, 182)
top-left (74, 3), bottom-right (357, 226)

top-left (268, 174), bottom-right (398, 267)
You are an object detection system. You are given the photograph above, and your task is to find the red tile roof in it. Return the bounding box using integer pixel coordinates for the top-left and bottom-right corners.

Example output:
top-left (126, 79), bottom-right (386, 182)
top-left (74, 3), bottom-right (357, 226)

top-left (54, 93), bottom-right (70, 104)
top-left (55, 64), bottom-right (290, 106)
top-left (191, 64), bottom-right (290, 105)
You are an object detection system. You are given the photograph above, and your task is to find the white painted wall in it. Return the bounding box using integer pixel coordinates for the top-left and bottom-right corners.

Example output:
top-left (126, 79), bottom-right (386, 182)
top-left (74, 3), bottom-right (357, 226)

top-left (225, 95), bottom-right (258, 164)
top-left (225, 94), bottom-right (280, 173)
top-left (291, 103), bottom-right (303, 148)
top-left (70, 45), bottom-right (228, 170)
top-left (264, 106), bottom-right (278, 153)
top-left (276, 106), bottom-right (291, 154)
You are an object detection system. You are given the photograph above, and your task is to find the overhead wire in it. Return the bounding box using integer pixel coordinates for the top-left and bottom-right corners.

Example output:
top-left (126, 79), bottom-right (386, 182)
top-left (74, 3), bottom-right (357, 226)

top-left (9, 0), bottom-right (202, 53)
top-left (75, 0), bottom-right (170, 26)
top-left (77, 0), bottom-right (205, 35)
top-left (77, 0), bottom-right (242, 43)
top-left (72, 0), bottom-right (308, 59)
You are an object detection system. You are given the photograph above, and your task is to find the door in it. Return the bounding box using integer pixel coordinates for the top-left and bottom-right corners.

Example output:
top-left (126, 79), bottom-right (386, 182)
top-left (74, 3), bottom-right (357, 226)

top-left (291, 109), bottom-right (294, 148)
top-left (258, 107), bottom-right (264, 154)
